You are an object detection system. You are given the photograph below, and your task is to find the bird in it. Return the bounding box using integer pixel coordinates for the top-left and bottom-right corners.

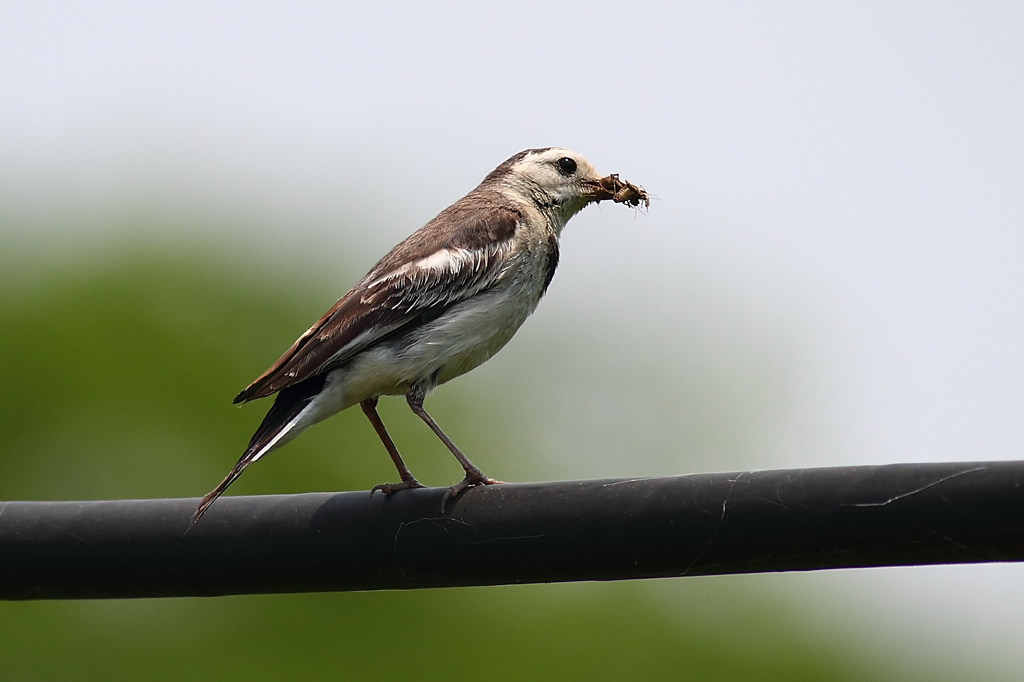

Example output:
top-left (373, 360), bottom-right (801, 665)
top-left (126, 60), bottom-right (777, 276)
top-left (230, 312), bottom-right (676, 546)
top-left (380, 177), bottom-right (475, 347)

top-left (192, 147), bottom-right (647, 524)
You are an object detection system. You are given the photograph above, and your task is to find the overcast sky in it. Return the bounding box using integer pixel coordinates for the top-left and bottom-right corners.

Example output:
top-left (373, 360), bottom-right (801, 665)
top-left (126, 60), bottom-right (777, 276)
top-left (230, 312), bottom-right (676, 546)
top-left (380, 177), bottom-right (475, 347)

top-left (3, 1), bottom-right (1023, 674)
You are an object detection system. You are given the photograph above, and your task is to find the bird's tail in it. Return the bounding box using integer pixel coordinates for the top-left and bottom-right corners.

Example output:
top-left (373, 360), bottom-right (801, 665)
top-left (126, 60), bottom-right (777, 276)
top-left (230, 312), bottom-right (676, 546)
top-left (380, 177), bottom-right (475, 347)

top-left (190, 374), bottom-right (327, 527)
top-left (190, 460), bottom-right (250, 526)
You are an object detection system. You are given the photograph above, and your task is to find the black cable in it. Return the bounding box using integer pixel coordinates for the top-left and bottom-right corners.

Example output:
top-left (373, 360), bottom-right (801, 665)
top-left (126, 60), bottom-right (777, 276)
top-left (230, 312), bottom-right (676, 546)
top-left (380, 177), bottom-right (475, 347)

top-left (2, 460), bottom-right (1022, 600)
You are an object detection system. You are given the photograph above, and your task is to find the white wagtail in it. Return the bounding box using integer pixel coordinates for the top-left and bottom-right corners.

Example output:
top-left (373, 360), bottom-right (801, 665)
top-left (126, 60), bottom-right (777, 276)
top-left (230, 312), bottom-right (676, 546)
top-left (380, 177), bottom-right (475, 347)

top-left (192, 147), bottom-right (647, 523)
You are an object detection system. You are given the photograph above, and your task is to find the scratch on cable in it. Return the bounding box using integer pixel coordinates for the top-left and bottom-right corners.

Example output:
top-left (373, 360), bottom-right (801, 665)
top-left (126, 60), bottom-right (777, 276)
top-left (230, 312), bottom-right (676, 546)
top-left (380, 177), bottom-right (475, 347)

top-left (841, 467), bottom-right (986, 508)
top-left (680, 472), bottom-right (746, 576)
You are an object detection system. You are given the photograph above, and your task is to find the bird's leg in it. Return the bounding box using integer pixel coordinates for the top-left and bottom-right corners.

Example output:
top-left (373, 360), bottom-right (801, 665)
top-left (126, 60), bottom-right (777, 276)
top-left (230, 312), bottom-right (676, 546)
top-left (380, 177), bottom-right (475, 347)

top-left (405, 385), bottom-right (503, 509)
top-left (362, 397), bottom-right (425, 495)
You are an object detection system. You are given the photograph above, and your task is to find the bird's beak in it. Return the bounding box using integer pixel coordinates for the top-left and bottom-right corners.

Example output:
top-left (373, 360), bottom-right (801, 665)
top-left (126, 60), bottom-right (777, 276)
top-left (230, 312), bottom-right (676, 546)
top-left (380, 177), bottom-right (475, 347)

top-left (586, 174), bottom-right (650, 209)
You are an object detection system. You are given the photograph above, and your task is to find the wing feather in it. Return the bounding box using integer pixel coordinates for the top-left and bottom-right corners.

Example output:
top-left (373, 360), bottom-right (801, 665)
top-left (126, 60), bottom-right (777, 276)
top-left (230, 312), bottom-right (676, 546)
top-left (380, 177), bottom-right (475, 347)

top-left (234, 200), bottom-right (521, 403)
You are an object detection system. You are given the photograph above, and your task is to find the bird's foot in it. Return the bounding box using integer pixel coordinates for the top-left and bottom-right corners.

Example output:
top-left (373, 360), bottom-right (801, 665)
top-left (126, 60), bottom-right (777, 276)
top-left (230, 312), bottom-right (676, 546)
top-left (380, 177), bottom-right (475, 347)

top-left (371, 478), bottom-right (426, 496)
top-left (441, 469), bottom-right (504, 511)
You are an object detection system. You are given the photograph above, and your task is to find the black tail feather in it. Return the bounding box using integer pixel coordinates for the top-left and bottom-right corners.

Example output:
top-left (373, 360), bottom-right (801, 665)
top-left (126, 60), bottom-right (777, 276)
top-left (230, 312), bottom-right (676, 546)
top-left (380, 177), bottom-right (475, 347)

top-left (190, 463), bottom-right (247, 526)
top-left (190, 374), bottom-right (328, 527)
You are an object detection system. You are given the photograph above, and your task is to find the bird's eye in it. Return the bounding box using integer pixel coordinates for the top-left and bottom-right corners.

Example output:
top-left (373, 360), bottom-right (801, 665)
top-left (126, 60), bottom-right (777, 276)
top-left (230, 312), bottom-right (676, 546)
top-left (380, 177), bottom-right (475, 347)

top-left (557, 157), bottom-right (577, 175)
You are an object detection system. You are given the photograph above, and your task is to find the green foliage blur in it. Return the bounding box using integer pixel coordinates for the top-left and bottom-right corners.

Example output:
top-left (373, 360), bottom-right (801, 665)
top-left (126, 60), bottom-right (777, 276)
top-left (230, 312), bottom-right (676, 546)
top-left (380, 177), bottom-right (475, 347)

top-left (0, 229), bottom-right (947, 681)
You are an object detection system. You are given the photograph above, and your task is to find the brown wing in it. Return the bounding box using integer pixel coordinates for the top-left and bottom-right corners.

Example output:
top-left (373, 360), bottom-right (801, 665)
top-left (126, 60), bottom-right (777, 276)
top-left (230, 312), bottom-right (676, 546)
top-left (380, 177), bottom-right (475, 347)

top-left (234, 199), bottom-right (521, 403)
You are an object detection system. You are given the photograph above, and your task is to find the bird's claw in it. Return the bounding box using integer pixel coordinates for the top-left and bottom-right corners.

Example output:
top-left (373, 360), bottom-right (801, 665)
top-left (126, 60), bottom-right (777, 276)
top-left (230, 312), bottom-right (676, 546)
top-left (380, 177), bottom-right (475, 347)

top-left (440, 471), bottom-right (504, 511)
top-left (370, 479), bottom-right (426, 496)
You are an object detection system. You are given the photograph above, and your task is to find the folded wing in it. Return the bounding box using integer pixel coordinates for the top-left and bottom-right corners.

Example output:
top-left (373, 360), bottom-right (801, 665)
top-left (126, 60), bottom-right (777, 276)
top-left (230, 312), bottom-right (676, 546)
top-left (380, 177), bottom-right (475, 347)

top-left (234, 201), bottom-right (521, 403)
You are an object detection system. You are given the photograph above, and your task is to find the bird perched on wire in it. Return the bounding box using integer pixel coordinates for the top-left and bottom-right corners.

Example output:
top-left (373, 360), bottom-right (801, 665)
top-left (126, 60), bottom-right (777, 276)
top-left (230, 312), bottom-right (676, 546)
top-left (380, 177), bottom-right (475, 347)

top-left (192, 147), bottom-right (648, 524)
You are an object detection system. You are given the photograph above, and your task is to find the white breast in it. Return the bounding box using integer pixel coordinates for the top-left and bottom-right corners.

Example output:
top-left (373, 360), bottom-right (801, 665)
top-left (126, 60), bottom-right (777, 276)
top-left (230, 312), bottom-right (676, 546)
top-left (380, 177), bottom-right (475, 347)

top-left (306, 250), bottom-right (551, 426)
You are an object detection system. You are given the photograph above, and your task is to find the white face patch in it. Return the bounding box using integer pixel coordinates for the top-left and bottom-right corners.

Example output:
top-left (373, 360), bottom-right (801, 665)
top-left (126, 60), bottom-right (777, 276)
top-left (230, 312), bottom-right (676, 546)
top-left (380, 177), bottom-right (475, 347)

top-left (503, 148), bottom-right (604, 222)
top-left (512, 148), bottom-right (600, 192)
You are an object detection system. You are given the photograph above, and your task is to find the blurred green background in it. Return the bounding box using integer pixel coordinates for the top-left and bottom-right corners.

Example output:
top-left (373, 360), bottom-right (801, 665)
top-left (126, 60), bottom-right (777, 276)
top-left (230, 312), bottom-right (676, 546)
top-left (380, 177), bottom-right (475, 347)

top-left (0, 224), bottom-right (972, 681)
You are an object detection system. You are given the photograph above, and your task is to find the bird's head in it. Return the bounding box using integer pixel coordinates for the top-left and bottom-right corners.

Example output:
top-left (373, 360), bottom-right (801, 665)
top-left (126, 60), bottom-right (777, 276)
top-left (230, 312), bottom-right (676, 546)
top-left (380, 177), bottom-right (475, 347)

top-left (483, 147), bottom-right (647, 226)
